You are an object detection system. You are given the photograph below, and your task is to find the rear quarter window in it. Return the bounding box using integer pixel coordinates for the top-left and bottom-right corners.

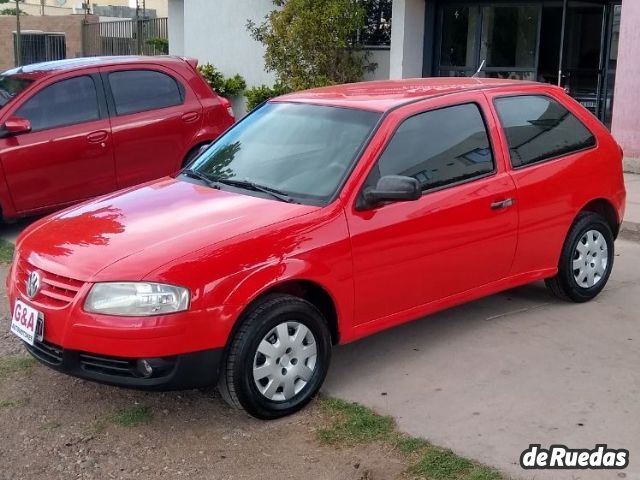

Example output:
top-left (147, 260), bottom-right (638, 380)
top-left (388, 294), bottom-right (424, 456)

top-left (494, 94), bottom-right (596, 168)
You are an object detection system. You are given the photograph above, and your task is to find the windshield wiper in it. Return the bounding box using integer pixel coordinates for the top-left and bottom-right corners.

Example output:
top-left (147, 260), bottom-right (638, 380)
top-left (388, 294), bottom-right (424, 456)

top-left (181, 169), bottom-right (219, 188)
top-left (214, 178), bottom-right (295, 203)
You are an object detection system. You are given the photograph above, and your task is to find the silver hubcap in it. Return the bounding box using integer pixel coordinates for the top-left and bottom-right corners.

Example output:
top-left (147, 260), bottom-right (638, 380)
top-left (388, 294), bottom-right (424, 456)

top-left (253, 321), bottom-right (317, 402)
top-left (573, 229), bottom-right (608, 288)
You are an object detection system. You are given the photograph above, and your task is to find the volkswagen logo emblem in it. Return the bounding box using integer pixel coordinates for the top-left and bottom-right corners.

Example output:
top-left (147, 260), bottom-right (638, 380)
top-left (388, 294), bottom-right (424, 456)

top-left (26, 271), bottom-right (41, 299)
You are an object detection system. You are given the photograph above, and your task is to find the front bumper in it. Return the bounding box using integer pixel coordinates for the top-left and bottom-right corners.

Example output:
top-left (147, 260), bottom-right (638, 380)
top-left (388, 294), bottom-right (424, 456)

top-left (24, 338), bottom-right (223, 390)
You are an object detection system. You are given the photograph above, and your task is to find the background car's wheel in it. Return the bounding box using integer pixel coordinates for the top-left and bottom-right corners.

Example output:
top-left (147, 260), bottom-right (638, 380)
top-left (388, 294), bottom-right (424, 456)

top-left (218, 294), bottom-right (332, 419)
top-left (545, 212), bottom-right (614, 303)
top-left (182, 143), bottom-right (211, 168)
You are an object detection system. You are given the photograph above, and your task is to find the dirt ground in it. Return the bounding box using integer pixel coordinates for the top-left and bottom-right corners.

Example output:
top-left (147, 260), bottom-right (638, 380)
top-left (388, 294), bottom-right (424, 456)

top-left (0, 265), bottom-right (407, 480)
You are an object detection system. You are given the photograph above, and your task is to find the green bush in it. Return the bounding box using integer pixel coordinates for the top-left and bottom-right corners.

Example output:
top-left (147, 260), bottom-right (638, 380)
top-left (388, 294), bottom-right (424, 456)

top-left (145, 37), bottom-right (169, 54)
top-left (0, 7), bottom-right (27, 15)
top-left (247, 0), bottom-right (376, 91)
top-left (197, 63), bottom-right (247, 99)
top-left (244, 83), bottom-right (290, 111)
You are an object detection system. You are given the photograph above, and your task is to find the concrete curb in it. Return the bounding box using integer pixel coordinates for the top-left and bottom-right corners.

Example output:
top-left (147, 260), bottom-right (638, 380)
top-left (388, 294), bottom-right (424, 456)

top-left (624, 157), bottom-right (640, 175)
top-left (620, 220), bottom-right (640, 242)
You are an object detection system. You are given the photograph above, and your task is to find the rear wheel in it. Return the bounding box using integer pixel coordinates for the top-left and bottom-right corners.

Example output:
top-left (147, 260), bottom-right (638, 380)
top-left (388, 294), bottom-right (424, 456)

top-left (218, 294), bottom-right (332, 419)
top-left (545, 212), bottom-right (614, 302)
top-left (182, 143), bottom-right (211, 168)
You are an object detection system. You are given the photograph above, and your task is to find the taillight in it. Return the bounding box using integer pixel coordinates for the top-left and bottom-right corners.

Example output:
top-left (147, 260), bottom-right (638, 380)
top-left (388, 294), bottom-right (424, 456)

top-left (220, 97), bottom-right (234, 119)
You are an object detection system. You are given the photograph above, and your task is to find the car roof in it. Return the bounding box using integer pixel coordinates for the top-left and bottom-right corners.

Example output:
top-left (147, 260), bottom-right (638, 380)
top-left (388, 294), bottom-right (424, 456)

top-left (275, 77), bottom-right (553, 112)
top-left (1, 56), bottom-right (190, 80)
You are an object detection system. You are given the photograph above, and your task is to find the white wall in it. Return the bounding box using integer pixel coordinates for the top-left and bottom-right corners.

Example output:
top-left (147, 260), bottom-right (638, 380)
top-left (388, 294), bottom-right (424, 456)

top-left (389, 0), bottom-right (425, 79)
top-left (178, 0), bottom-right (276, 88)
top-left (167, 0), bottom-right (184, 56)
top-left (364, 47), bottom-right (391, 81)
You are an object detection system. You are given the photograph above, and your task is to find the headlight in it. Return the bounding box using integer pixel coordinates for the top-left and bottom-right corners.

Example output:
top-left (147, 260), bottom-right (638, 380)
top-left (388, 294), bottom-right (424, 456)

top-left (84, 282), bottom-right (190, 316)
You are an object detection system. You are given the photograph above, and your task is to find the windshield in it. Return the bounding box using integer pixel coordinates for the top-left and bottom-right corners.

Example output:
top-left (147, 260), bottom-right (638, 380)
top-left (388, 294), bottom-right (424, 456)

top-left (0, 74), bottom-right (33, 109)
top-left (187, 102), bottom-right (381, 204)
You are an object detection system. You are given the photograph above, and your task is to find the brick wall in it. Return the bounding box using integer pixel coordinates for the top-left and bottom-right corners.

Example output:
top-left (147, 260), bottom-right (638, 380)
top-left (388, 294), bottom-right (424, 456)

top-left (0, 14), bottom-right (98, 71)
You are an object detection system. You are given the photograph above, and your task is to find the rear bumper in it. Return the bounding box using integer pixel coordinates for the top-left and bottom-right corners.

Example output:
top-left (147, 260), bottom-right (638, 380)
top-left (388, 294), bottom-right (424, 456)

top-left (24, 339), bottom-right (223, 390)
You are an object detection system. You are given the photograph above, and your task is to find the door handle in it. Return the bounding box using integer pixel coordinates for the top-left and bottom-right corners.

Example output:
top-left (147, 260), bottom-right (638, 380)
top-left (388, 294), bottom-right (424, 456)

top-left (490, 198), bottom-right (515, 210)
top-left (86, 130), bottom-right (108, 143)
top-left (181, 111), bottom-right (200, 123)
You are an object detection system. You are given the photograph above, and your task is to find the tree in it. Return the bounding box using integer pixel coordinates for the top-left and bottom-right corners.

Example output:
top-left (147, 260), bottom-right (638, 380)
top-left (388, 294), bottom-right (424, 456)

top-left (247, 0), bottom-right (376, 92)
top-left (0, 0), bottom-right (27, 16)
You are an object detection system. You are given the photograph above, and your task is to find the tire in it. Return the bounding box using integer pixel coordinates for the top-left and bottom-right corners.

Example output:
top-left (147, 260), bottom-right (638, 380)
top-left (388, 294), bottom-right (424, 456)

top-left (545, 212), bottom-right (615, 303)
top-left (218, 294), bottom-right (332, 419)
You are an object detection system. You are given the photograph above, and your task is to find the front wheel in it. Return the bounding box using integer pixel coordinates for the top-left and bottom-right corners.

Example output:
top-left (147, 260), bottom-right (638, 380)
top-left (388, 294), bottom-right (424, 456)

top-left (218, 294), bottom-right (332, 419)
top-left (545, 212), bottom-right (614, 303)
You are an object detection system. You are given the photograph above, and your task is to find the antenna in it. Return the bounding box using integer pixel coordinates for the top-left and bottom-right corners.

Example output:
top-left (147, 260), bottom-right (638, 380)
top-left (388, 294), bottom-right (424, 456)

top-left (472, 59), bottom-right (486, 78)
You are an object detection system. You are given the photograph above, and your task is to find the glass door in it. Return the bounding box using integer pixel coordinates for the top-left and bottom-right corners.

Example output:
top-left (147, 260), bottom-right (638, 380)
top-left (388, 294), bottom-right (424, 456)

top-left (436, 4), bottom-right (542, 80)
top-left (601, 3), bottom-right (621, 127)
top-left (560, 1), bottom-right (607, 117)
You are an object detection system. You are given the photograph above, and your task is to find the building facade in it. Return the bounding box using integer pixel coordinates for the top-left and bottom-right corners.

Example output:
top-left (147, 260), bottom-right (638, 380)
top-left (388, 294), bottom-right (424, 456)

top-left (167, 0), bottom-right (640, 168)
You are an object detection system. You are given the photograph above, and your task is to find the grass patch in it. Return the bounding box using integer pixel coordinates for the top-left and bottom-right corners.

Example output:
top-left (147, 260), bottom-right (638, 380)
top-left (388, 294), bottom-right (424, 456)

top-left (0, 398), bottom-right (29, 409)
top-left (111, 405), bottom-right (153, 427)
top-left (394, 436), bottom-right (431, 454)
top-left (41, 420), bottom-right (62, 431)
top-left (317, 397), bottom-right (503, 480)
top-left (316, 398), bottom-right (395, 445)
top-left (0, 355), bottom-right (36, 380)
top-left (0, 239), bottom-right (14, 264)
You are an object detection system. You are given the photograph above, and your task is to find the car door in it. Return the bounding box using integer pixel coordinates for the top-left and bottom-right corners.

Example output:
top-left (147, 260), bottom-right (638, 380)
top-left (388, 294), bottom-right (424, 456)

top-left (0, 73), bottom-right (116, 214)
top-left (346, 94), bottom-right (519, 326)
top-left (100, 65), bottom-right (203, 188)
top-left (487, 90), bottom-right (603, 276)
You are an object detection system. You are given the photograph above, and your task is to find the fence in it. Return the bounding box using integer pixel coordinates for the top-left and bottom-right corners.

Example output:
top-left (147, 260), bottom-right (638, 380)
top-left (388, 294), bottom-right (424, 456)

top-left (82, 17), bottom-right (168, 57)
top-left (13, 31), bottom-right (66, 66)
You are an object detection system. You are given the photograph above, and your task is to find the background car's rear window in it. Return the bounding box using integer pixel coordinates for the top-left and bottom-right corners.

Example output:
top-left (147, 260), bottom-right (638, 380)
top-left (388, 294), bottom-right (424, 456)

top-left (366, 103), bottom-right (495, 192)
top-left (494, 95), bottom-right (596, 168)
top-left (108, 70), bottom-right (183, 116)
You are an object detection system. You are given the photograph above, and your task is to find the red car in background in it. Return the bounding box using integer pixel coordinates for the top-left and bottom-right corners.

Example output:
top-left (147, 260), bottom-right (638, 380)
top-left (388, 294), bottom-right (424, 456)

top-left (0, 56), bottom-right (234, 221)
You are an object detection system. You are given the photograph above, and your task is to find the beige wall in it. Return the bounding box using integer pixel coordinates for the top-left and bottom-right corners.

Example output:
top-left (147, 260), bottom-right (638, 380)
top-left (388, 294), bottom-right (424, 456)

top-left (12, 1), bottom-right (167, 18)
top-left (0, 14), bottom-right (98, 71)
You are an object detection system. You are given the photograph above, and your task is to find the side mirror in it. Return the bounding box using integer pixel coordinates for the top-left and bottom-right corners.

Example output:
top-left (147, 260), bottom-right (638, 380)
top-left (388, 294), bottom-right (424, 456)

top-left (1, 116), bottom-right (31, 137)
top-left (360, 175), bottom-right (422, 210)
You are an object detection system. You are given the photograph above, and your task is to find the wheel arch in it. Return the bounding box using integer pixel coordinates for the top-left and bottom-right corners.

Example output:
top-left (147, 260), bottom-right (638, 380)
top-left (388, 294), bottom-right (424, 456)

top-left (181, 140), bottom-right (212, 168)
top-left (578, 198), bottom-right (620, 238)
top-left (227, 278), bottom-right (341, 347)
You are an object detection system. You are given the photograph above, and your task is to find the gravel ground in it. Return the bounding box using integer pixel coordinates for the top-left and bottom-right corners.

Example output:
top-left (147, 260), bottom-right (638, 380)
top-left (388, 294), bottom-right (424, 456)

top-left (0, 265), bottom-right (406, 480)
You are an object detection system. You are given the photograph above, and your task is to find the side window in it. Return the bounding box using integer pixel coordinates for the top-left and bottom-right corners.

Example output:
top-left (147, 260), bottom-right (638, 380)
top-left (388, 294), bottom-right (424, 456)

top-left (108, 70), bottom-right (183, 116)
top-left (16, 76), bottom-right (99, 132)
top-left (366, 103), bottom-right (495, 191)
top-left (494, 95), bottom-right (596, 168)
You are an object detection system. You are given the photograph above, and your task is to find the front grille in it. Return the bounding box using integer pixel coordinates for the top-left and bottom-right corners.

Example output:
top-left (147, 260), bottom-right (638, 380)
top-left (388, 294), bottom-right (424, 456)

top-left (15, 258), bottom-right (85, 308)
top-left (79, 353), bottom-right (136, 378)
top-left (25, 340), bottom-right (63, 366)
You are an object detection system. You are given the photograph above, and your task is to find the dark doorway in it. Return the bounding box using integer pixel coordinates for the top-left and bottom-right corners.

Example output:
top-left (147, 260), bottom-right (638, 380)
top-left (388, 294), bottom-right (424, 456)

top-left (537, 7), bottom-right (563, 85)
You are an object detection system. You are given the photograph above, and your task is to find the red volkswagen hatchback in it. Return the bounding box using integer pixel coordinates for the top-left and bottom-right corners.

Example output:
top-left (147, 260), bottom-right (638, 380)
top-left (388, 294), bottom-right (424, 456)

top-left (0, 56), bottom-right (234, 221)
top-left (8, 78), bottom-right (625, 419)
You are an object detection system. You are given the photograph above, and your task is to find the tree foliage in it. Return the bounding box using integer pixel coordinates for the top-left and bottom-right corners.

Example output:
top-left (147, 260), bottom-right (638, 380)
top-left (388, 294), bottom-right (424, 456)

top-left (0, 0), bottom-right (28, 15)
top-left (245, 83), bottom-right (290, 111)
top-left (247, 0), bottom-right (376, 92)
top-left (145, 37), bottom-right (169, 54)
top-left (197, 63), bottom-right (247, 99)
